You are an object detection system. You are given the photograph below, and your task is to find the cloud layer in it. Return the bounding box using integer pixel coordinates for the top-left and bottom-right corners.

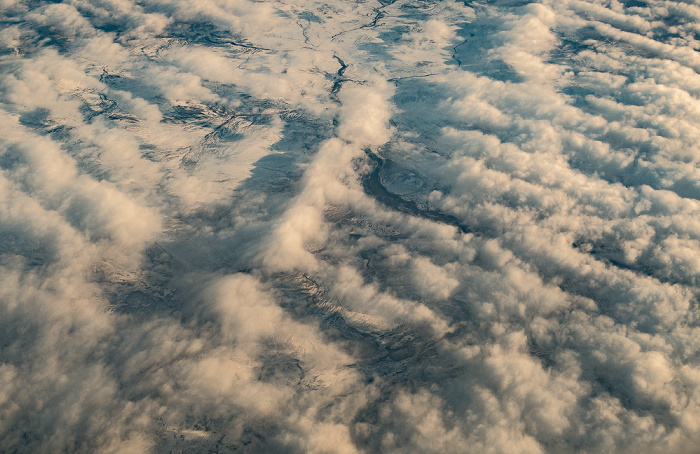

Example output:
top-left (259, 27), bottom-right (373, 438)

top-left (1, 0), bottom-right (699, 452)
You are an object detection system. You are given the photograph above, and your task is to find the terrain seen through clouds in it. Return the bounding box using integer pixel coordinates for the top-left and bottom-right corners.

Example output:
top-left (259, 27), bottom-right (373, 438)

top-left (1, 0), bottom-right (700, 452)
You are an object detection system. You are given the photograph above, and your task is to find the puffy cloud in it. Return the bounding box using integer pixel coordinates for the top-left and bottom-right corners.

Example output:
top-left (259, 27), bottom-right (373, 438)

top-left (336, 80), bottom-right (394, 147)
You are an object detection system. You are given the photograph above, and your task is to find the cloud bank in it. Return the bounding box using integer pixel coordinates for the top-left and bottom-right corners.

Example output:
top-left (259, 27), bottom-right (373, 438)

top-left (1, 0), bottom-right (699, 452)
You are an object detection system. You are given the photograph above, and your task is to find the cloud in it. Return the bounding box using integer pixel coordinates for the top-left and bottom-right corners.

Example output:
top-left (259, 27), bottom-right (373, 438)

top-left (337, 80), bottom-right (394, 147)
top-left (2, 0), bottom-right (700, 452)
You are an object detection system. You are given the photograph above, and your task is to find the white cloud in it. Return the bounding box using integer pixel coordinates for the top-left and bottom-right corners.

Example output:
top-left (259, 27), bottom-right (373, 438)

top-left (336, 80), bottom-right (394, 147)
